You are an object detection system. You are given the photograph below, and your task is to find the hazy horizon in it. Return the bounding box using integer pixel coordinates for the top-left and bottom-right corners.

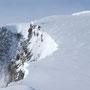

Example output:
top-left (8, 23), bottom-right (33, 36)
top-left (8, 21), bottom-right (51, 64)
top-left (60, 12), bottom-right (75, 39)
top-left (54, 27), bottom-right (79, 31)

top-left (0, 0), bottom-right (90, 24)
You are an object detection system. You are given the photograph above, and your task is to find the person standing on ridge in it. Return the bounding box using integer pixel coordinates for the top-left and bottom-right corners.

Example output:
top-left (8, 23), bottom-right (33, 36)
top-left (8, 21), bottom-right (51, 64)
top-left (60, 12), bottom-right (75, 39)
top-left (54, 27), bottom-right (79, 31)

top-left (28, 23), bottom-right (33, 41)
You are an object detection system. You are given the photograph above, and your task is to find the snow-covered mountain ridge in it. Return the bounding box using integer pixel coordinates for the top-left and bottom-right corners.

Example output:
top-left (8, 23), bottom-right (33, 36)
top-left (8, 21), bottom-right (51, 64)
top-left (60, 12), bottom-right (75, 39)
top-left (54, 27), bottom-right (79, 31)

top-left (1, 13), bottom-right (90, 90)
top-left (0, 23), bottom-right (58, 87)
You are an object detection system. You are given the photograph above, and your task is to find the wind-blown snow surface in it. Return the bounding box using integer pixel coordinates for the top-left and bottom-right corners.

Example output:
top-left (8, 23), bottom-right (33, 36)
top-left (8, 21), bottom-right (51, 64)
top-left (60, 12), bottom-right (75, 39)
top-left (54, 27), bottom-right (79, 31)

top-left (1, 15), bottom-right (90, 90)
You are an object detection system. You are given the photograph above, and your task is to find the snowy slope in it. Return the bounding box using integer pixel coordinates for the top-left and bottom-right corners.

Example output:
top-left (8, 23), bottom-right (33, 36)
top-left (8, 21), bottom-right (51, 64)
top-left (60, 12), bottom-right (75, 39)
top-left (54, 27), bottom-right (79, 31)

top-left (1, 14), bottom-right (90, 90)
top-left (33, 15), bottom-right (90, 90)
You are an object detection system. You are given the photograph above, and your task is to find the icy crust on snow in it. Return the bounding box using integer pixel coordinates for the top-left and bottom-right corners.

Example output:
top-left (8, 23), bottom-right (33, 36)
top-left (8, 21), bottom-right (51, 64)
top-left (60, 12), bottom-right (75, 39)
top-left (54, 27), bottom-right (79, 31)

top-left (0, 23), bottom-right (58, 87)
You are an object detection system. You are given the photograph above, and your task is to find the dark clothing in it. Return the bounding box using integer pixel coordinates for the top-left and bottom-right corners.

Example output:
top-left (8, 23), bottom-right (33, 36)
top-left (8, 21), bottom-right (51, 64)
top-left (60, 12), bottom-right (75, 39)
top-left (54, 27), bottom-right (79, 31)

top-left (28, 28), bottom-right (33, 41)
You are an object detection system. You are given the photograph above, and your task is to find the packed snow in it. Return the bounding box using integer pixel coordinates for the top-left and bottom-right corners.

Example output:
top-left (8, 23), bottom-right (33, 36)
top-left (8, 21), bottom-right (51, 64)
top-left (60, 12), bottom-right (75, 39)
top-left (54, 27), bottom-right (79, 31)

top-left (0, 14), bottom-right (90, 90)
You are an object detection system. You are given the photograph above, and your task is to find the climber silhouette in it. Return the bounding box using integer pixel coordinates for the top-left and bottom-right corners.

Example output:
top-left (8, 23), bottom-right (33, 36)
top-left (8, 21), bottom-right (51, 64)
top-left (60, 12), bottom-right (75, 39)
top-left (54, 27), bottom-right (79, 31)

top-left (28, 24), bottom-right (33, 41)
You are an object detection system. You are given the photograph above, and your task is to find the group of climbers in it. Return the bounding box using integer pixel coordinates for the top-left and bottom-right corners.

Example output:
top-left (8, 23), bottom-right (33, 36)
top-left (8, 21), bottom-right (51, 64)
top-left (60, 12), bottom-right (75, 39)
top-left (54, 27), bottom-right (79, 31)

top-left (28, 23), bottom-right (41, 41)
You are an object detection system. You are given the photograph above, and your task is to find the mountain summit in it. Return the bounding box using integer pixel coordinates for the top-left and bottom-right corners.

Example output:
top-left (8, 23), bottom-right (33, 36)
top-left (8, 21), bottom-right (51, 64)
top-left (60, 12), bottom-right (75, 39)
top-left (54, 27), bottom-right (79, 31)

top-left (0, 14), bottom-right (90, 90)
top-left (0, 23), bottom-right (58, 87)
top-left (72, 11), bottom-right (90, 15)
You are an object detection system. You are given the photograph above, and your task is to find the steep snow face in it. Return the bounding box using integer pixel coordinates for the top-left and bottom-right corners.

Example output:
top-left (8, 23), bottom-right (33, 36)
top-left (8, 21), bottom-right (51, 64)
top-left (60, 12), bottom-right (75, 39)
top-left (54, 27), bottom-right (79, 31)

top-left (4, 23), bottom-right (58, 61)
top-left (72, 11), bottom-right (90, 15)
top-left (23, 15), bottom-right (90, 90)
top-left (0, 23), bottom-right (58, 87)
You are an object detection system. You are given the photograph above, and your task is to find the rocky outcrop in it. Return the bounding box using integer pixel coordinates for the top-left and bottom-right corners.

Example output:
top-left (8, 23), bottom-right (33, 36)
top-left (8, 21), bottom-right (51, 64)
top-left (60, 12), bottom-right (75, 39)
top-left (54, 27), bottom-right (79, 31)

top-left (0, 23), bottom-right (58, 87)
top-left (0, 23), bottom-right (43, 87)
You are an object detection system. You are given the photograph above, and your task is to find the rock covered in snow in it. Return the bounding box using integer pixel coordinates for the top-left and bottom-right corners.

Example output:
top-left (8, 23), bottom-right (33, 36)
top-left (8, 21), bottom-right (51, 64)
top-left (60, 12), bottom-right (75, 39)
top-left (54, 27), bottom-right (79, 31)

top-left (0, 22), bottom-right (58, 87)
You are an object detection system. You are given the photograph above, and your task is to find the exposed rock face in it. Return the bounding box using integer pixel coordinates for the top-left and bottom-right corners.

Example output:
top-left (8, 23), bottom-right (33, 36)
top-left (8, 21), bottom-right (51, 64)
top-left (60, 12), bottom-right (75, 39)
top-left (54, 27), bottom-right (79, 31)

top-left (0, 24), bottom-right (43, 87)
top-left (0, 23), bottom-right (58, 87)
top-left (0, 27), bottom-right (20, 87)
